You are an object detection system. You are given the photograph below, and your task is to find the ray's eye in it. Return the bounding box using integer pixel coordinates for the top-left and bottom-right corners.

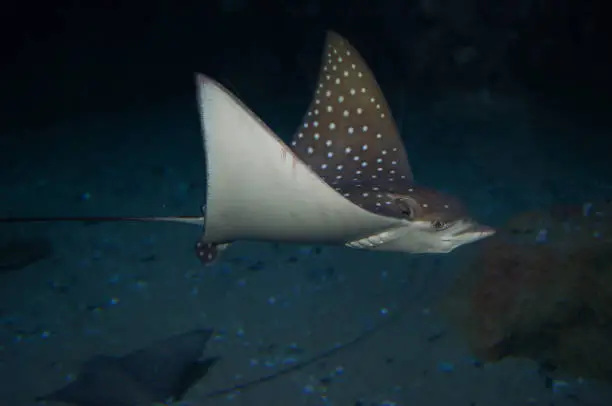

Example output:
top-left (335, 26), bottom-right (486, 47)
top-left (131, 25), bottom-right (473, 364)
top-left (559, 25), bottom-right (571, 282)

top-left (394, 198), bottom-right (415, 219)
top-left (431, 219), bottom-right (448, 230)
top-left (400, 207), bottom-right (413, 218)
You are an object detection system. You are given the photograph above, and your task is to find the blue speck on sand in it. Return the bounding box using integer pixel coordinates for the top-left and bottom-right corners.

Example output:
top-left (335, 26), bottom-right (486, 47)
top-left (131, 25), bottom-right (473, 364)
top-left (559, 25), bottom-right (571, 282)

top-left (438, 361), bottom-right (455, 372)
top-left (535, 229), bottom-right (548, 243)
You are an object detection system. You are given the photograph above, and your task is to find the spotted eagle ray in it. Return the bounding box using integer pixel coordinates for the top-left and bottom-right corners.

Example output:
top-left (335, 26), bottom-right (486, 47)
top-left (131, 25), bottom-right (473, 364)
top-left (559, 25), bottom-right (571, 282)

top-left (38, 329), bottom-right (218, 406)
top-left (1, 31), bottom-right (494, 264)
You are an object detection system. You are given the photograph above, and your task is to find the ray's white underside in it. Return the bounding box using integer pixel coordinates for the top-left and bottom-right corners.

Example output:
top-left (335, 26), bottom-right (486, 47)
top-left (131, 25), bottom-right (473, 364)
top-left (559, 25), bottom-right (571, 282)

top-left (195, 74), bottom-right (405, 247)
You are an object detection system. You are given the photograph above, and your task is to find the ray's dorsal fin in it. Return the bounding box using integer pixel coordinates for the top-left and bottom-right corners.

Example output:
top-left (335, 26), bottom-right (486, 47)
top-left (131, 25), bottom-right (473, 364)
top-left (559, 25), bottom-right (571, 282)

top-left (291, 31), bottom-right (414, 192)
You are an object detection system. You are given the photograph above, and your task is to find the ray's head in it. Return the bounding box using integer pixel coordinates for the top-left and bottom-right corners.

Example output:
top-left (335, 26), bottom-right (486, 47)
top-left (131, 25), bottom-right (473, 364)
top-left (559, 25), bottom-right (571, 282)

top-left (387, 186), bottom-right (495, 253)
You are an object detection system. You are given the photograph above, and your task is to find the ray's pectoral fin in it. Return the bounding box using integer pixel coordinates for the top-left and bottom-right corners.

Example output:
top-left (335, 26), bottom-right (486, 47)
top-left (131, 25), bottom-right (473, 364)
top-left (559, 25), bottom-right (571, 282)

top-left (195, 237), bottom-right (231, 265)
top-left (37, 329), bottom-right (218, 406)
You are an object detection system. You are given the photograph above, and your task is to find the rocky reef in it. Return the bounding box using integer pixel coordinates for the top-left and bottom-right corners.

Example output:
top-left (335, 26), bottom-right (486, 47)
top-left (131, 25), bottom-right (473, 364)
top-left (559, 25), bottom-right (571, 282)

top-left (444, 200), bottom-right (612, 381)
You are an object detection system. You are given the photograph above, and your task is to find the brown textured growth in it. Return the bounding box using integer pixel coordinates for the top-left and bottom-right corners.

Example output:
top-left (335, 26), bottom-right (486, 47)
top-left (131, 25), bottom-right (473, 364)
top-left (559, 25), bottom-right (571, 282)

top-left (443, 201), bottom-right (612, 381)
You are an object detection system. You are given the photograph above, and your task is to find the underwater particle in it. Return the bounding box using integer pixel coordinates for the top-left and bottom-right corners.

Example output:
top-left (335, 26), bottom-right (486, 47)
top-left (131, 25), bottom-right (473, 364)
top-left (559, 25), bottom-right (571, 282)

top-left (235, 328), bottom-right (245, 337)
top-left (438, 361), bottom-right (455, 372)
top-left (380, 307), bottom-right (389, 315)
top-left (334, 365), bottom-right (345, 375)
top-left (109, 297), bottom-right (120, 305)
top-left (40, 330), bottom-right (51, 339)
top-left (552, 379), bottom-right (570, 393)
top-left (79, 192), bottom-right (91, 201)
top-left (379, 401), bottom-right (397, 406)
top-left (303, 384), bottom-right (315, 394)
top-left (267, 296), bottom-right (277, 305)
top-left (225, 390), bottom-right (240, 400)
top-left (285, 342), bottom-right (305, 355)
top-left (467, 357), bottom-right (483, 368)
top-left (583, 202), bottom-right (593, 217)
top-left (249, 358), bottom-right (259, 366)
top-left (90, 305), bottom-right (103, 314)
top-left (535, 229), bottom-right (548, 243)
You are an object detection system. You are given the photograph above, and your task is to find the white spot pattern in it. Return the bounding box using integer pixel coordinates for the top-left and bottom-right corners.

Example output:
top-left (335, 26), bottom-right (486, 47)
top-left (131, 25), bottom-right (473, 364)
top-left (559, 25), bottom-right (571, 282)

top-left (289, 31), bottom-right (417, 214)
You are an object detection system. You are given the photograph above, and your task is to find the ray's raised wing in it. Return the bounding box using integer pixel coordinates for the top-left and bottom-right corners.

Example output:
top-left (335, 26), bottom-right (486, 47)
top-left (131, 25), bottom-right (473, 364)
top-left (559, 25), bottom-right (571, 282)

top-left (291, 31), bottom-right (413, 194)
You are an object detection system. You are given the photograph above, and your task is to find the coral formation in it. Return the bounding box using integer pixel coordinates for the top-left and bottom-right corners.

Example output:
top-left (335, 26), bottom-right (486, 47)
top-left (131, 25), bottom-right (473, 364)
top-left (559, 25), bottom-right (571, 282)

top-left (444, 200), bottom-right (612, 381)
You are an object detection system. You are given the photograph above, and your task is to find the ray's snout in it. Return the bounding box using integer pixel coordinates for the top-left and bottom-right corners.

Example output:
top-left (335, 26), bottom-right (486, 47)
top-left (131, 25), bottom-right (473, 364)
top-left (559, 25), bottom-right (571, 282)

top-left (461, 223), bottom-right (496, 241)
